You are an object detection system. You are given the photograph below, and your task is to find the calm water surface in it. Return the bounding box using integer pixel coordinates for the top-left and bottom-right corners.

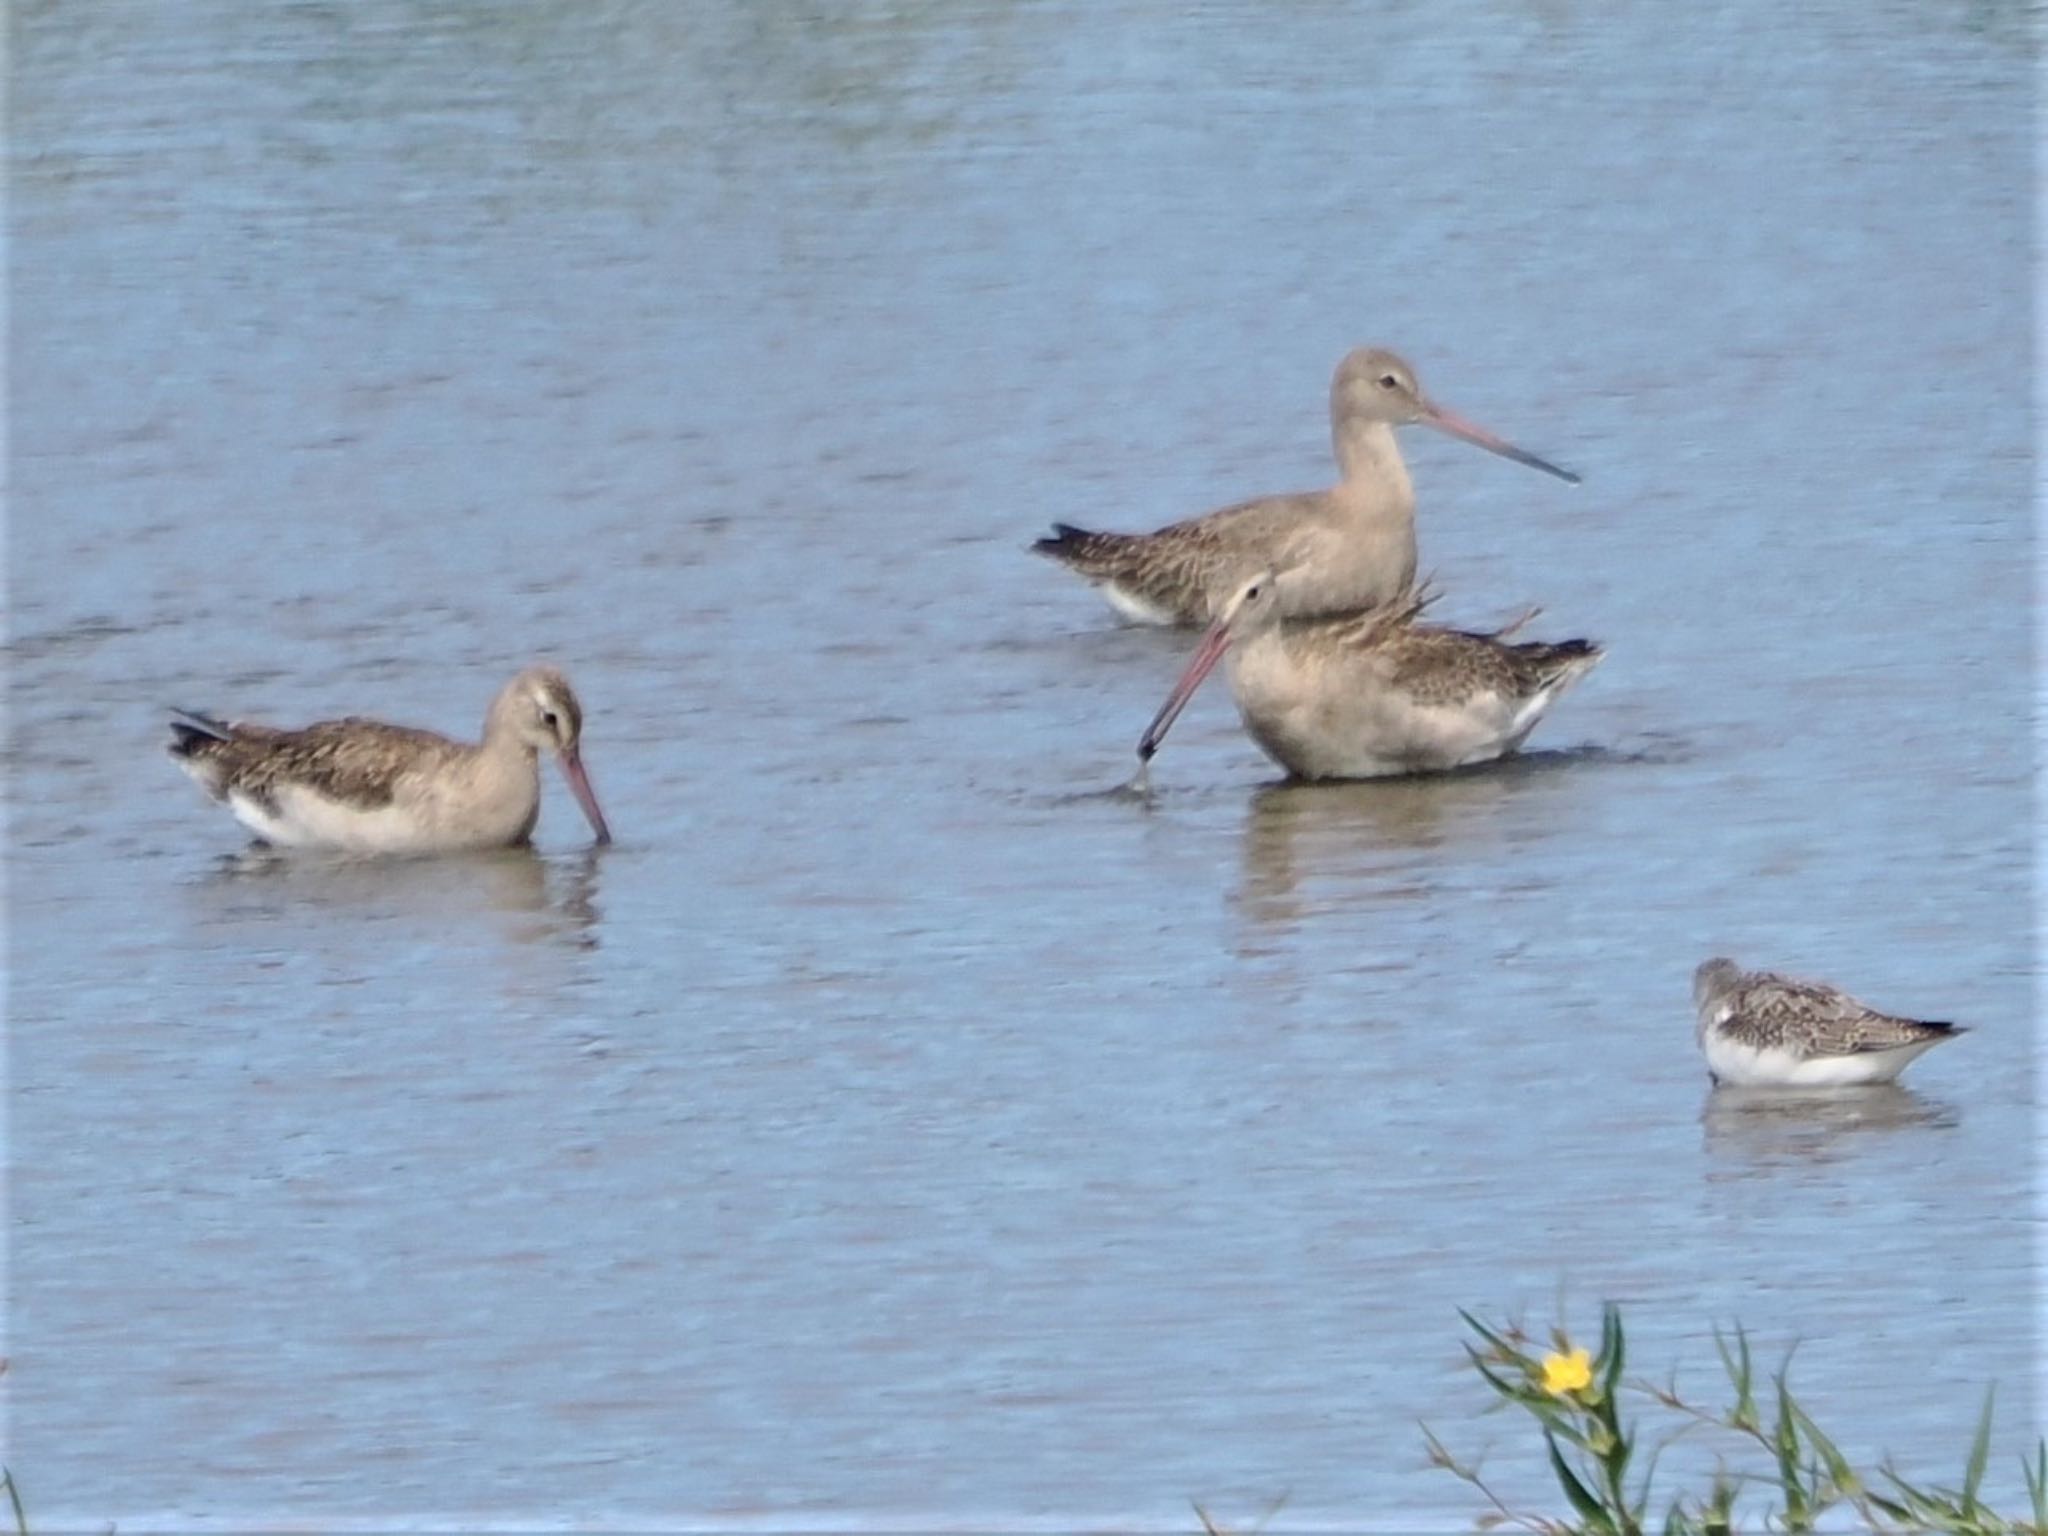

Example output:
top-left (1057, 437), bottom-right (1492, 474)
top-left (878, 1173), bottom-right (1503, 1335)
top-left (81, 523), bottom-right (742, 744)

top-left (9, 0), bottom-right (2035, 1527)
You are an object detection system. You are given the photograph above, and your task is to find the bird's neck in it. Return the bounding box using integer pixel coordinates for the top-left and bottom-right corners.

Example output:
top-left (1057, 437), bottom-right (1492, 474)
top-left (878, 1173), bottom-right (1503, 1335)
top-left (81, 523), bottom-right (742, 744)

top-left (1332, 417), bottom-right (1411, 502)
top-left (478, 708), bottom-right (544, 769)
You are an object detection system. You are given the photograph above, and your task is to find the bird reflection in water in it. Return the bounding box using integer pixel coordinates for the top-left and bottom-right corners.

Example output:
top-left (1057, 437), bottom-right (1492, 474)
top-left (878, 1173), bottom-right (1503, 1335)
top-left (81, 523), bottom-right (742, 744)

top-left (198, 843), bottom-right (605, 952)
top-left (542, 845), bottom-right (605, 951)
top-left (1233, 756), bottom-right (1593, 930)
top-left (1701, 1084), bottom-right (1958, 1170)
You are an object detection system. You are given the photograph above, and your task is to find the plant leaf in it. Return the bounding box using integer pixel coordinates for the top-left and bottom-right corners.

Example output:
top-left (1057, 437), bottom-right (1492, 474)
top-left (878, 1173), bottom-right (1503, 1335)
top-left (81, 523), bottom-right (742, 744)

top-left (1878, 1464), bottom-right (1947, 1519)
top-left (1961, 1384), bottom-right (1994, 1516)
top-left (1713, 1325), bottom-right (1757, 1433)
top-left (1546, 1431), bottom-right (1616, 1534)
top-left (1601, 1304), bottom-right (1626, 1402)
top-left (1790, 1400), bottom-right (1859, 1498)
top-left (1862, 1491), bottom-right (1914, 1521)
top-left (1774, 1376), bottom-right (1812, 1528)
top-left (1461, 1309), bottom-right (1517, 1357)
top-left (1468, 1351), bottom-right (1536, 1407)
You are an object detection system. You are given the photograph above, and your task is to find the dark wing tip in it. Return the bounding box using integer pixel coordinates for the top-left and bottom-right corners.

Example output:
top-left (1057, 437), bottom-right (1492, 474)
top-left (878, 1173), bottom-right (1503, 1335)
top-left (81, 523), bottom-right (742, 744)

top-left (1032, 522), bottom-right (1098, 555)
top-left (167, 708), bottom-right (235, 754)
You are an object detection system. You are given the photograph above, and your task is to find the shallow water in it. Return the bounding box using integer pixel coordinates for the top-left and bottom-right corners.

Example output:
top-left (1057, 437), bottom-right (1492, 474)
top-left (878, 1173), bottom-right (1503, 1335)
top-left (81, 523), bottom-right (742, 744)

top-left (8, 0), bottom-right (2036, 1527)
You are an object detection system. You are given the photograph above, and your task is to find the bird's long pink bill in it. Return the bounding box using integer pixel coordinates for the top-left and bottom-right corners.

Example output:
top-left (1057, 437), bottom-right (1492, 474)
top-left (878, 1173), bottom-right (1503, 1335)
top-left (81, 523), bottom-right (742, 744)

top-left (556, 747), bottom-right (613, 845)
top-left (1422, 402), bottom-right (1580, 484)
top-left (1137, 620), bottom-right (1234, 762)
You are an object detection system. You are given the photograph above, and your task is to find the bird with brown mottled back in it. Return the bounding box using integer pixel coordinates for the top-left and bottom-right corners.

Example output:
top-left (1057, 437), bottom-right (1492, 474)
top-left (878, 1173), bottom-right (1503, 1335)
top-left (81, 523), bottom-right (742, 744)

top-left (1692, 959), bottom-right (1960, 1087)
top-left (167, 666), bottom-right (611, 855)
top-left (1034, 347), bottom-right (1578, 626)
top-left (1136, 574), bottom-right (1602, 781)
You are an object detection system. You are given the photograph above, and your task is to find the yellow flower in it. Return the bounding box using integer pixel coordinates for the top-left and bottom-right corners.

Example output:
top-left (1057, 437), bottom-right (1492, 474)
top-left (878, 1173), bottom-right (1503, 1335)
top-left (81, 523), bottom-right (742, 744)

top-left (1541, 1346), bottom-right (1594, 1396)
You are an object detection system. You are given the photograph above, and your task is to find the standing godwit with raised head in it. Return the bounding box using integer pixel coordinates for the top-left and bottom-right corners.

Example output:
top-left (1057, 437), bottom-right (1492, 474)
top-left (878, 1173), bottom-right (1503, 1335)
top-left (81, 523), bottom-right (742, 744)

top-left (167, 665), bottom-right (612, 853)
top-left (1135, 573), bottom-right (1602, 780)
top-left (1691, 959), bottom-right (1962, 1087)
top-left (1034, 347), bottom-right (1578, 626)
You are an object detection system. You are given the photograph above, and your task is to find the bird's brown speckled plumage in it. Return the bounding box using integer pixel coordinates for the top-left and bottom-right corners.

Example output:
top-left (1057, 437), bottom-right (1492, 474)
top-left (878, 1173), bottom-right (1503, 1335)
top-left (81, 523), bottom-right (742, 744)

top-left (1035, 495), bottom-right (1342, 625)
top-left (1137, 574), bottom-right (1602, 780)
top-left (1692, 959), bottom-right (1957, 1057)
top-left (167, 666), bottom-right (610, 853)
top-left (1272, 589), bottom-right (1599, 711)
top-left (172, 714), bottom-right (474, 814)
top-left (1036, 347), bottom-right (1577, 626)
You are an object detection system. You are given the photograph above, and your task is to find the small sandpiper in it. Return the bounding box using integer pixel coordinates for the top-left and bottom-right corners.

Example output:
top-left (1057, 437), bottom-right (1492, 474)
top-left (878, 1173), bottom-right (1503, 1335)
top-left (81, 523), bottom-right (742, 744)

top-left (167, 665), bottom-right (612, 855)
top-left (1692, 958), bottom-right (1961, 1087)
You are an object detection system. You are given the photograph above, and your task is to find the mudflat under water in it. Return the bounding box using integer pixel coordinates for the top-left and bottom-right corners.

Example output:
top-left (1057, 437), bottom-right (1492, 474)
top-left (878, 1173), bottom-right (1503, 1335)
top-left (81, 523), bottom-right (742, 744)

top-left (8, 0), bottom-right (2035, 1527)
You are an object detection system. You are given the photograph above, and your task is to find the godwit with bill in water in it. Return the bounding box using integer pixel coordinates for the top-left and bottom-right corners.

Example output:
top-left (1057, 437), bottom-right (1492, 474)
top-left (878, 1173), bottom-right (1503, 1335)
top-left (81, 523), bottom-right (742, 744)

top-left (1691, 959), bottom-right (1962, 1087)
top-left (1135, 573), bottom-right (1602, 780)
top-left (167, 665), bottom-right (612, 854)
top-left (1034, 347), bottom-right (1578, 626)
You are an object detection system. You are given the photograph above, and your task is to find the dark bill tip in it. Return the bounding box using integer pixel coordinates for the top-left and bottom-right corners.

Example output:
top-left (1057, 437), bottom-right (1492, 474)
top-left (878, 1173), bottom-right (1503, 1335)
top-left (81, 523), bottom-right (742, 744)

top-left (1423, 402), bottom-right (1581, 485)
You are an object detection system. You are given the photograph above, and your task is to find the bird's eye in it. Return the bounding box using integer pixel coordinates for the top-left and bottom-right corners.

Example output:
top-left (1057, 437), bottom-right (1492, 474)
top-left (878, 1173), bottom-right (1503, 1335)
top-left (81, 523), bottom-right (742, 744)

top-left (1378, 374), bottom-right (1400, 390)
top-left (541, 710), bottom-right (561, 730)
top-left (1247, 585), bottom-right (1262, 599)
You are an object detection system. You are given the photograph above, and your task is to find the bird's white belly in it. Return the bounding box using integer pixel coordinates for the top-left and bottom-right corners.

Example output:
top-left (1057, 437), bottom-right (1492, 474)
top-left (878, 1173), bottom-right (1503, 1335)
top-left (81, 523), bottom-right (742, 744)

top-left (228, 787), bottom-right (436, 854)
top-left (1242, 690), bottom-right (1507, 780)
top-left (1702, 1031), bottom-right (1933, 1088)
top-left (229, 782), bottom-right (533, 855)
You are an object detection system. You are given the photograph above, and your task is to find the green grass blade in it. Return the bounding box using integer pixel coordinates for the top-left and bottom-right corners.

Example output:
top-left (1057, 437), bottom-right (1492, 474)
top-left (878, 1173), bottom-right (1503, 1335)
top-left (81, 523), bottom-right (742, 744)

top-left (1710, 1324), bottom-right (1736, 1382)
top-left (1878, 1464), bottom-right (1948, 1520)
top-left (1703, 1472), bottom-right (1737, 1536)
top-left (1862, 1491), bottom-right (1914, 1522)
top-left (1774, 1377), bottom-right (1812, 1529)
top-left (1961, 1384), bottom-right (1994, 1516)
top-left (1790, 1401), bottom-right (1859, 1498)
top-left (1601, 1303), bottom-right (1626, 1402)
top-left (1712, 1325), bottom-right (1757, 1432)
top-left (1460, 1309), bottom-right (1517, 1355)
top-left (1467, 1349), bottom-right (1534, 1406)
